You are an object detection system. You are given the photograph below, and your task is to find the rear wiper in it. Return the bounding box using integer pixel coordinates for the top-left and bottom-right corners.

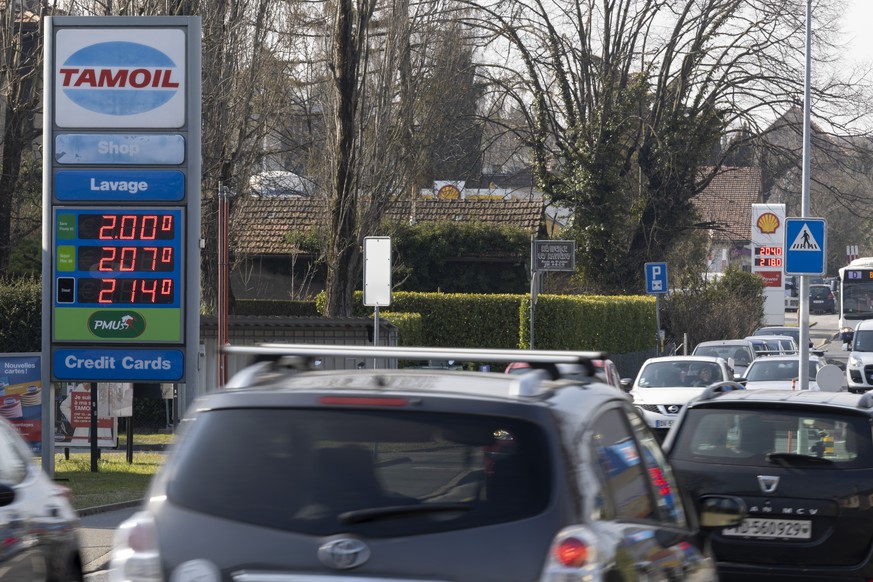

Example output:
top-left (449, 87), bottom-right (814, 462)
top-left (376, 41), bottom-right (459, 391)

top-left (766, 452), bottom-right (834, 466)
top-left (339, 502), bottom-right (472, 524)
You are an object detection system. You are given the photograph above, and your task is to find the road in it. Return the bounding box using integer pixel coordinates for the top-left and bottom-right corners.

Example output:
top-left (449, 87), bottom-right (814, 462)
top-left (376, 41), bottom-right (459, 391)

top-left (75, 311), bottom-right (847, 580)
top-left (81, 505), bottom-right (141, 581)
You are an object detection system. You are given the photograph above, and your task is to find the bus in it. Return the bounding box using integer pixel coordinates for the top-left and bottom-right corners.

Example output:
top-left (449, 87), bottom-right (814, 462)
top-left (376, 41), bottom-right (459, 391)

top-left (839, 257), bottom-right (873, 343)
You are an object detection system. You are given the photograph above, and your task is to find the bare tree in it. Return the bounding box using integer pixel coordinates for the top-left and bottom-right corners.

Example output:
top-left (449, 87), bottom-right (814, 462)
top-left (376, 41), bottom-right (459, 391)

top-left (0, 1), bottom-right (44, 276)
top-left (460, 0), bottom-right (873, 291)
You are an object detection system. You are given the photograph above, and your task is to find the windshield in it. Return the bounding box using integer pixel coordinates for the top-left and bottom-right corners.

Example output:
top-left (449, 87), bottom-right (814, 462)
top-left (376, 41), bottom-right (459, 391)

top-left (842, 279), bottom-right (873, 320)
top-left (693, 345), bottom-right (752, 367)
top-left (637, 361), bottom-right (723, 388)
top-left (670, 408), bottom-right (873, 467)
top-left (166, 408), bottom-right (551, 537)
top-left (745, 359), bottom-right (820, 382)
top-left (853, 330), bottom-right (873, 352)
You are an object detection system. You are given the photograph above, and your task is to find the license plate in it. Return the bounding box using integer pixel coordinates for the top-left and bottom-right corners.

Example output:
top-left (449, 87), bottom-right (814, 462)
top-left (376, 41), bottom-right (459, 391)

top-left (722, 518), bottom-right (811, 539)
top-left (655, 419), bottom-right (674, 428)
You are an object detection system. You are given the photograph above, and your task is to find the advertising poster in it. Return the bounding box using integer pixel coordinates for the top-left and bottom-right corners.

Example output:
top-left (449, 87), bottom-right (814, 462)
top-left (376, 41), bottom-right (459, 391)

top-left (55, 382), bottom-right (130, 448)
top-left (0, 354), bottom-right (42, 452)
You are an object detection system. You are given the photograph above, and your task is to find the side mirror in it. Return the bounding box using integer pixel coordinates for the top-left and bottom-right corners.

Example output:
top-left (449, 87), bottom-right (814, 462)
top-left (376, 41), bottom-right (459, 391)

top-left (699, 495), bottom-right (746, 528)
top-left (620, 378), bottom-right (633, 393)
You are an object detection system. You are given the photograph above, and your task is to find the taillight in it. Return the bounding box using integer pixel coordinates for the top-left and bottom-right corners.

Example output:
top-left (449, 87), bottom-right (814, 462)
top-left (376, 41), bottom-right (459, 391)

top-left (318, 396), bottom-right (409, 407)
top-left (109, 511), bottom-right (164, 582)
top-left (554, 537), bottom-right (589, 567)
top-left (541, 526), bottom-right (599, 581)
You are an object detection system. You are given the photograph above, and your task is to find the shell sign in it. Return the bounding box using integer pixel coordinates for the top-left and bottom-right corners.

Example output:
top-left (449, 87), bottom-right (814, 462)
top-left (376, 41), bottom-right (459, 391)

top-left (756, 212), bottom-right (780, 234)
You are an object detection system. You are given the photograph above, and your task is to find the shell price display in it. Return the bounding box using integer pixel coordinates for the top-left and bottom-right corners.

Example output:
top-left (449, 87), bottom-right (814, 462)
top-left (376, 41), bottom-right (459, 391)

top-left (54, 208), bottom-right (183, 308)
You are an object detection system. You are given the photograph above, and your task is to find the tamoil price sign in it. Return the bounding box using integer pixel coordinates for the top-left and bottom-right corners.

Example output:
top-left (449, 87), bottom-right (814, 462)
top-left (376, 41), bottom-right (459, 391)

top-left (52, 207), bottom-right (184, 343)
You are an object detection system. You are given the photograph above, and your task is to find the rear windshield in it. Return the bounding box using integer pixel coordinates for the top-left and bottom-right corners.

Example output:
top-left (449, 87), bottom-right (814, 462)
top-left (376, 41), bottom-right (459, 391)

top-left (745, 359), bottom-right (818, 381)
top-left (166, 408), bottom-right (552, 537)
top-left (694, 346), bottom-right (753, 366)
top-left (670, 407), bottom-right (873, 467)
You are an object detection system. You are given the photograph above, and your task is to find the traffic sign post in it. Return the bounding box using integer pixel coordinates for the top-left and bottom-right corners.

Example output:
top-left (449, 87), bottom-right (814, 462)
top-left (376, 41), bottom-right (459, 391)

top-left (645, 263), bottom-right (668, 354)
top-left (785, 218), bottom-right (826, 275)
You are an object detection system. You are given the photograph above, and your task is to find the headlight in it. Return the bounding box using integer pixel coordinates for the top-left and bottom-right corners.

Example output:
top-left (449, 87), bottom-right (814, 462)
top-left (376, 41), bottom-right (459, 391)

top-left (849, 355), bottom-right (862, 367)
top-left (109, 511), bottom-right (164, 582)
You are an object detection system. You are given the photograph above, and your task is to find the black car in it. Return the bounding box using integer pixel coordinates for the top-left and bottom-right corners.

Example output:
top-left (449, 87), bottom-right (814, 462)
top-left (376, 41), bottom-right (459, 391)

top-left (111, 344), bottom-right (742, 582)
top-left (663, 384), bottom-right (873, 581)
top-left (809, 284), bottom-right (836, 314)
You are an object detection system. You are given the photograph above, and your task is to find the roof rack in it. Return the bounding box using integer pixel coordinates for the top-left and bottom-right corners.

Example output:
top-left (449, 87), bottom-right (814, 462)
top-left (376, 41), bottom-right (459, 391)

top-left (224, 344), bottom-right (607, 377)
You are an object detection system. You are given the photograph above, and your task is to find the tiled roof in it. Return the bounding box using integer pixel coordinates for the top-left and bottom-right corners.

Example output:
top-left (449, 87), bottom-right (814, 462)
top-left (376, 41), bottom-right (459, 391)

top-left (231, 196), bottom-right (545, 256)
top-left (693, 167), bottom-right (762, 240)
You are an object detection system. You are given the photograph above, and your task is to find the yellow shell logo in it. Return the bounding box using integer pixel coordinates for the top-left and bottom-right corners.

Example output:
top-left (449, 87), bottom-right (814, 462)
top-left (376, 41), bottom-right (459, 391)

top-left (756, 212), bottom-right (780, 234)
top-left (437, 184), bottom-right (461, 200)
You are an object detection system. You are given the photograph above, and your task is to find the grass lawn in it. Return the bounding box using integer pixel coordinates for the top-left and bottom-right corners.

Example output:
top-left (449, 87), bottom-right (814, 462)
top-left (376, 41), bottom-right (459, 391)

top-left (44, 432), bottom-right (175, 511)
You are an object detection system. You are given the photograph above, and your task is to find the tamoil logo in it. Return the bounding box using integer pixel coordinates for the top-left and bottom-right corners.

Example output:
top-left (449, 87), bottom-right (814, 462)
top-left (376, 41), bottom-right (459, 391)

top-left (59, 42), bottom-right (181, 116)
top-left (88, 312), bottom-right (146, 338)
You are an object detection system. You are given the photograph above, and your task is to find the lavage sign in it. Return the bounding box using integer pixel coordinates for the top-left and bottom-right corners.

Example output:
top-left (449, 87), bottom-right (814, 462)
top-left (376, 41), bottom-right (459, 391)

top-left (55, 28), bottom-right (186, 128)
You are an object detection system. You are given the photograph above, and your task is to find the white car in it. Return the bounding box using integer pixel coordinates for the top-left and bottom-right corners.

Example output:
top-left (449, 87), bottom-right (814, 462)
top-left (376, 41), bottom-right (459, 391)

top-left (630, 356), bottom-right (734, 438)
top-left (742, 354), bottom-right (830, 390)
top-left (846, 319), bottom-right (873, 393)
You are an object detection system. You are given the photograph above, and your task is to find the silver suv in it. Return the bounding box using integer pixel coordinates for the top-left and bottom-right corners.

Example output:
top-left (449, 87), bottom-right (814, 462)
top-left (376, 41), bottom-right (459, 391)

top-left (110, 344), bottom-right (742, 582)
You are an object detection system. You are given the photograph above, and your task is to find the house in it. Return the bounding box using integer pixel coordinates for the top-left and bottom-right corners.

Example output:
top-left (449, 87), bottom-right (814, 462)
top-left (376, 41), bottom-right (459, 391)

top-left (692, 166), bottom-right (763, 273)
top-left (229, 196), bottom-right (547, 300)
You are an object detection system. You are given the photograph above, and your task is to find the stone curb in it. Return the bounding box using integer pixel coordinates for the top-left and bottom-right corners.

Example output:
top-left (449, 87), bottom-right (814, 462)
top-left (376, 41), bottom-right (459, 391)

top-left (78, 497), bottom-right (143, 517)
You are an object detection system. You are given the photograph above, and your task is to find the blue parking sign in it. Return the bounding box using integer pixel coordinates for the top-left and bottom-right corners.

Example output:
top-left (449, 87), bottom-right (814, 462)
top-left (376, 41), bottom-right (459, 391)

top-left (645, 262), bottom-right (668, 294)
top-left (785, 218), bottom-right (826, 275)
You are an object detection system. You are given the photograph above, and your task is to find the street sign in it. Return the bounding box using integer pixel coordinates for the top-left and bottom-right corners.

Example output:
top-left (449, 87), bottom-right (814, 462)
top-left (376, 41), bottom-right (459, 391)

top-left (785, 218), bottom-right (826, 275)
top-left (534, 240), bottom-right (575, 271)
top-left (645, 262), bottom-right (668, 294)
top-left (363, 236), bottom-right (391, 307)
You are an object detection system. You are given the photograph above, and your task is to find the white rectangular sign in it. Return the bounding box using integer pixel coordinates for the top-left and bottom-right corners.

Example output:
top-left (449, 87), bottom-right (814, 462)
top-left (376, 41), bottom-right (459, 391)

top-left (363, 237), bottom-right (392, 307)
top-left (54, 28), bottom-right (186, 128)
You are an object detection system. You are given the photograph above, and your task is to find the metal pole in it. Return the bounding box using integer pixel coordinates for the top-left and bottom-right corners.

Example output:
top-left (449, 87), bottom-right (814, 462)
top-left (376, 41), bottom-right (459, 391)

top-left (529, 236), bottom-right (537, 349)
top-left (798, 0), bottom-right (812, 390)
top-left (655, 296), bottom-right (662, 355)
top-left (373, 306), bottom-right (380, 368)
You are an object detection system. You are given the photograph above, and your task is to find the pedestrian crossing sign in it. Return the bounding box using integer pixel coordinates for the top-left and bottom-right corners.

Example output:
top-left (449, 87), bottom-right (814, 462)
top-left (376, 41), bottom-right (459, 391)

top-left (785, 218), bottom-right (826, 275)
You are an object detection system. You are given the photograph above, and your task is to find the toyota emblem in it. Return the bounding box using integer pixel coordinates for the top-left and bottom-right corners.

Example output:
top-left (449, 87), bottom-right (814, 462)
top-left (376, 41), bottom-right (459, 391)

top-left (318, 538), bottom-right (371, 570)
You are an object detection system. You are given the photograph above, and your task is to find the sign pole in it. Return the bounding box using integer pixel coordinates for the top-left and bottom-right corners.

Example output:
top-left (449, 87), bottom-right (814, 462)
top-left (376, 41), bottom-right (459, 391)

top-left (798, 0), bottom-right (812, 391)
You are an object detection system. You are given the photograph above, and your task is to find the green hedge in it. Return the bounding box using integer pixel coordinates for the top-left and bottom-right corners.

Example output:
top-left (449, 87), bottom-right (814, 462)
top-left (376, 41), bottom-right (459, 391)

top-left (316, 290), bottom-right (654, 353)
top-left (519, 294), bottom-right (656, 353)
top-left (378, 312), bottom-right (424, 347)
top-left (0, 277), bottom-right (40, 352)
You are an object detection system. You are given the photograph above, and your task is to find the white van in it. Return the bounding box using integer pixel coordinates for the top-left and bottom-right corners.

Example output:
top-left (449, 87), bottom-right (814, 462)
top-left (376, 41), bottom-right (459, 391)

top-left (847, 319), bottom-right (873, 393)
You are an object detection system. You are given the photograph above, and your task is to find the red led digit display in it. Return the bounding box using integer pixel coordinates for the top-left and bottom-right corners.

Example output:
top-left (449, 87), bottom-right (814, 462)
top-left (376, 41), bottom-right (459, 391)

top-left (77, 246), bottom-right (175, 272)
top-left (77, 213), bottom-right (175, 240)
top-left (77, 278), bottom-right (175, 304)
top-left (755, 257), bottom-right (784, 267)
top-left (755, 246), bottom-right (783, 256)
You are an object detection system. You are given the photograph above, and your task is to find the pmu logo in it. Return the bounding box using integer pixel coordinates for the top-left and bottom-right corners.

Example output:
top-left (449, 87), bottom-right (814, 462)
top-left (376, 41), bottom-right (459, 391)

top-left (88, 312), bottom-right (146, 339)
top-left (59, 42), bottom-right (181, 116)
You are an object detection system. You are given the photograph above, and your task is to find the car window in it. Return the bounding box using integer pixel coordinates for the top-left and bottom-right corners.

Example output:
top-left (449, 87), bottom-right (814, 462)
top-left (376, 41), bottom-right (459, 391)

top-left (0, 422), bottom-right (27, 485)
top-left (165, 408), bottom-right (552, 537)
top-left (670, 408), bottom-right (873, 467)
top-left (853, 329), bottom-right (873, 352)
top-left (746, 360), bottom-right (820, 381)
top-left (590, 408), bottom-right (656, 521)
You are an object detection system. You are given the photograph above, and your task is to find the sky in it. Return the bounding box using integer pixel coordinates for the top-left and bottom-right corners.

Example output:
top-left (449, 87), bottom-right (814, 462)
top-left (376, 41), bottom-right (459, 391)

top-left (842, 0), bottom-right (873, 67)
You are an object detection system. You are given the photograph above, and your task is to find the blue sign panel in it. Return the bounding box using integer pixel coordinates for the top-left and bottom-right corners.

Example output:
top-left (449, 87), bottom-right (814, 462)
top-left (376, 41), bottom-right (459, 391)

top-left (645, 262), bottom-right (669, 294)
top-left (55, 170), bottom-right (185, 202)
top-left (53, 348), bottom-right (184, 382)
top-left (785, 218), bottom-right (826, 276)
top-left (55, 134), bottom-right (185, 165)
